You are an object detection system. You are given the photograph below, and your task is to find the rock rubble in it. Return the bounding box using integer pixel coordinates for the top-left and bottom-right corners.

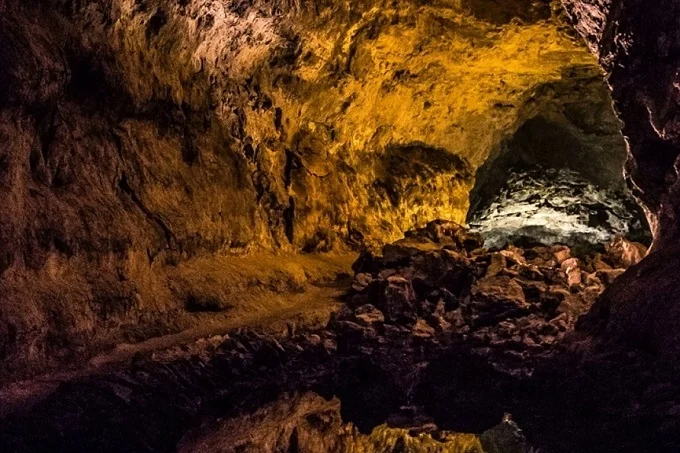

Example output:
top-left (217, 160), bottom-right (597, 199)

top-left (343, 219), bottom-right (644, 375)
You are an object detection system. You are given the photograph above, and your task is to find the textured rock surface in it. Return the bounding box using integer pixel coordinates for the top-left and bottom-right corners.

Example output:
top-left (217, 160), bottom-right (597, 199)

top-left (0, 0), bottom-right (634, 380)
top-left (560, 0), bottom-right (680, 358)
top-left (177, 392), bottom-right (495, 453)
top-left (561, 0), bottom-right (680, 247)
top-left (348, 220), bottom-right (633, 373)
top-left (469, 166), bottom-right (650, 248)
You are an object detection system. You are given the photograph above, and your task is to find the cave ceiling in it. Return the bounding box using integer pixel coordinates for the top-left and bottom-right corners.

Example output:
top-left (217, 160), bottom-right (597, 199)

top-left (1, 0), bottom-right (625, 252)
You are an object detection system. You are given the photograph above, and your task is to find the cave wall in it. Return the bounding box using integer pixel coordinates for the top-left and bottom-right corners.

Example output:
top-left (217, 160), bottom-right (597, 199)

top-left (561, 0), bottom-right (680, 357)
top-left (561, 0), bottom-right (680, 249)
top-left (468, 72), bottom-right (627, 216)
top-left (0, 0), bottom-right (625, 381)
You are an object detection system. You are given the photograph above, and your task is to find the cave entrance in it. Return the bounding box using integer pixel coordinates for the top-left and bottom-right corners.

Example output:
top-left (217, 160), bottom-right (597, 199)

top-left (466, 111), bottom-right (651, 249)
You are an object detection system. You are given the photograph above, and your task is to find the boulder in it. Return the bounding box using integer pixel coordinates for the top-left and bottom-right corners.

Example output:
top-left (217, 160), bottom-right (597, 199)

top-left (405, 219), bottom-right (483, 251)
top-left (382, 238), bottom-right (438, 266)
top-left (606, 236), bottom-right (647, 269)
top-left (354, 304), bottom-right (385, 326)
top-left (551, 245), bottom-right (571, 264)
top-left (560, 258), bottom-right (582, 289)
top-left (500, 248), bottom-right (526, 266)
top-left (466, 276), bottom-right (529, 327)
top-left (377, 276), bottom-right (418, 324)
top-left (352, 273), bottom-right (373, 292)
top-left (352, 250), bottom-right (381, 274)
top-left (486, 253), bottom-right (507, 277)
top-left (596, 269), bottom-right (626, 286)
top-left (412, 319), bottom-right (436, 338)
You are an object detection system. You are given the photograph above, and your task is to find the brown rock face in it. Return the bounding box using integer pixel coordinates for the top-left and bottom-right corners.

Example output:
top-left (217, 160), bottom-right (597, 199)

top-left (562, 0), bottom-right (680, 248)
top-left (561, 0), bottom-right (680, 356)
top-left (468, 276), bottom-right (529, 327)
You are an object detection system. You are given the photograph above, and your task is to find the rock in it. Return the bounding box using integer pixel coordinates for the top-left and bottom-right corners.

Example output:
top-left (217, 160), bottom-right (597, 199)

top-left (406, 219), bottom-right (483, 251)
top-left (518, 264), bottom-right (544, 281)
top-left (378, 268), bottom-right (398, 280)
top-left (567, 268), bottom-right (582, 289)
top-left (354, 304), bottom-right (385, 326)
top-left (382, 239), bottom-right (435, 265)
top-left (486, 253), bottom-right (507, 277)
top-left (426, 288), bottom-right (459, 312)
top-left (352, 250), bottom-right (380, 274)
top-left (596, 268), bottom-right (626, 286)
top-left (560, 258), bottom-right (582, 289)
top-left (468, 166), bottom-right (649, 250)
top-left (582, 272), bottom-right (601, 286)
top-left (443, 309), bottom-right (467, 330)
top-left (352, 273), bottom-right (373, 292)
top-left (591, 253), bottom-right (613, 271)
top-left (552, 245), bottom-right (571, 264)
top-left (433, 299), bottom-right (446, 318)
top-left (606, 236), bottom-right (647, 269)
top-left (428, 314), bottom-right (452, 333)
top-left (335, 320), bottom-right (372, 349)
top-left (430, 252), bottom-right (476, 298)
top-left (323, 338), bottom-right (337, 352)
top-left (377, 276), bottom-right (418, 324)
top-left (466, 276), bottom-right (529, 326)
top-left (540, 286), bottom-right (568, 315)
top-left (560, 257), bottom-right (580, 271)
top-left (410, 249), bottom-right (469, 285)
top-left (306, 334), bottom-right (322, 346)
top-left (500, 248), bottom-right (526, 266)
top-left (520, 280), bottom-right (549, 302)
top-left (412, 319), bottom-right (436, 338)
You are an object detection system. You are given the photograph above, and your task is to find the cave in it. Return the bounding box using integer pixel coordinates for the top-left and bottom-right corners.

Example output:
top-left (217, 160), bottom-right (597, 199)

top-left (467, 96), bottom-right (652, 249)
top-left (1, 1), bottom-right (680, 452)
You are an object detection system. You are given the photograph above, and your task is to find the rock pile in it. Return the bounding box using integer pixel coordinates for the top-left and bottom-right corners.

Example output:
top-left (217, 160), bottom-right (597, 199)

top-left (340, 219), bottom-right (646, 374)
top-left (0, 221), bottom-right (665, 453)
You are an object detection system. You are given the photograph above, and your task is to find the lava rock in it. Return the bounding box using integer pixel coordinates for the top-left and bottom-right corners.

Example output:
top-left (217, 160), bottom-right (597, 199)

top-left (606, 236), bottom-right (647, 269)
top-left (354, 304), bottom-right (385, 326)
top-left (377, 276), bottom-right (418, 324)
top-left (406, 219), bottom-right (484, 251)
top-left (596, 269), bottom-right (626, 286)
top-left (466, 276), bottom-right (529, 327)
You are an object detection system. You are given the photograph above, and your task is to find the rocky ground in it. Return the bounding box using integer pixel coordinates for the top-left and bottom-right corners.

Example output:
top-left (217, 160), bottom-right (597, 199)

top-left (4, 220), bottom-right (678, 453)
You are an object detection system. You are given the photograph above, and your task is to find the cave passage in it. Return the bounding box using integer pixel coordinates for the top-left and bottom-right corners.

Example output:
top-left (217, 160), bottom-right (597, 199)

top-left (467, 109), bottom-right (651, 249)
top-left (2, 0), bottom-right (679, 452)
top-left (468, 165), bottom-right (650, 249)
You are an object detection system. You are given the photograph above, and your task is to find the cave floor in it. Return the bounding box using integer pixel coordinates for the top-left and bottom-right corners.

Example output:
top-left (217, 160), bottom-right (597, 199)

top-left (2, 226), bottom-right (680, 453)
top-left (0, 252), bottom-right (356, 418)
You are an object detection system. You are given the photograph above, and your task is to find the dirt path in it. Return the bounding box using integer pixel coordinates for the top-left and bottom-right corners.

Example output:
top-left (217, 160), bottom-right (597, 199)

top-left (0, 283), bottom-right (345, 418)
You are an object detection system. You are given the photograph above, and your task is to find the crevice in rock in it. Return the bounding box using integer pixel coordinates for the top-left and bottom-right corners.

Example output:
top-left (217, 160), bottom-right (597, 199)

top-left (146, 9), bottom-right (168, 41)
top-left (181, 134), bottom-right (199, 165)
top-left (283, 148), bottom-right (299, 189)
top-left (118, 172), bottom-right (175, 260)
top-left (284, 196), bottom-right (296, 244)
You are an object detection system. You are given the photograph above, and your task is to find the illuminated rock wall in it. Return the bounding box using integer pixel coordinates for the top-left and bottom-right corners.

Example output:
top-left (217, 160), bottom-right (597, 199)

top-left (469, 166), bottom-right (649, 249)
